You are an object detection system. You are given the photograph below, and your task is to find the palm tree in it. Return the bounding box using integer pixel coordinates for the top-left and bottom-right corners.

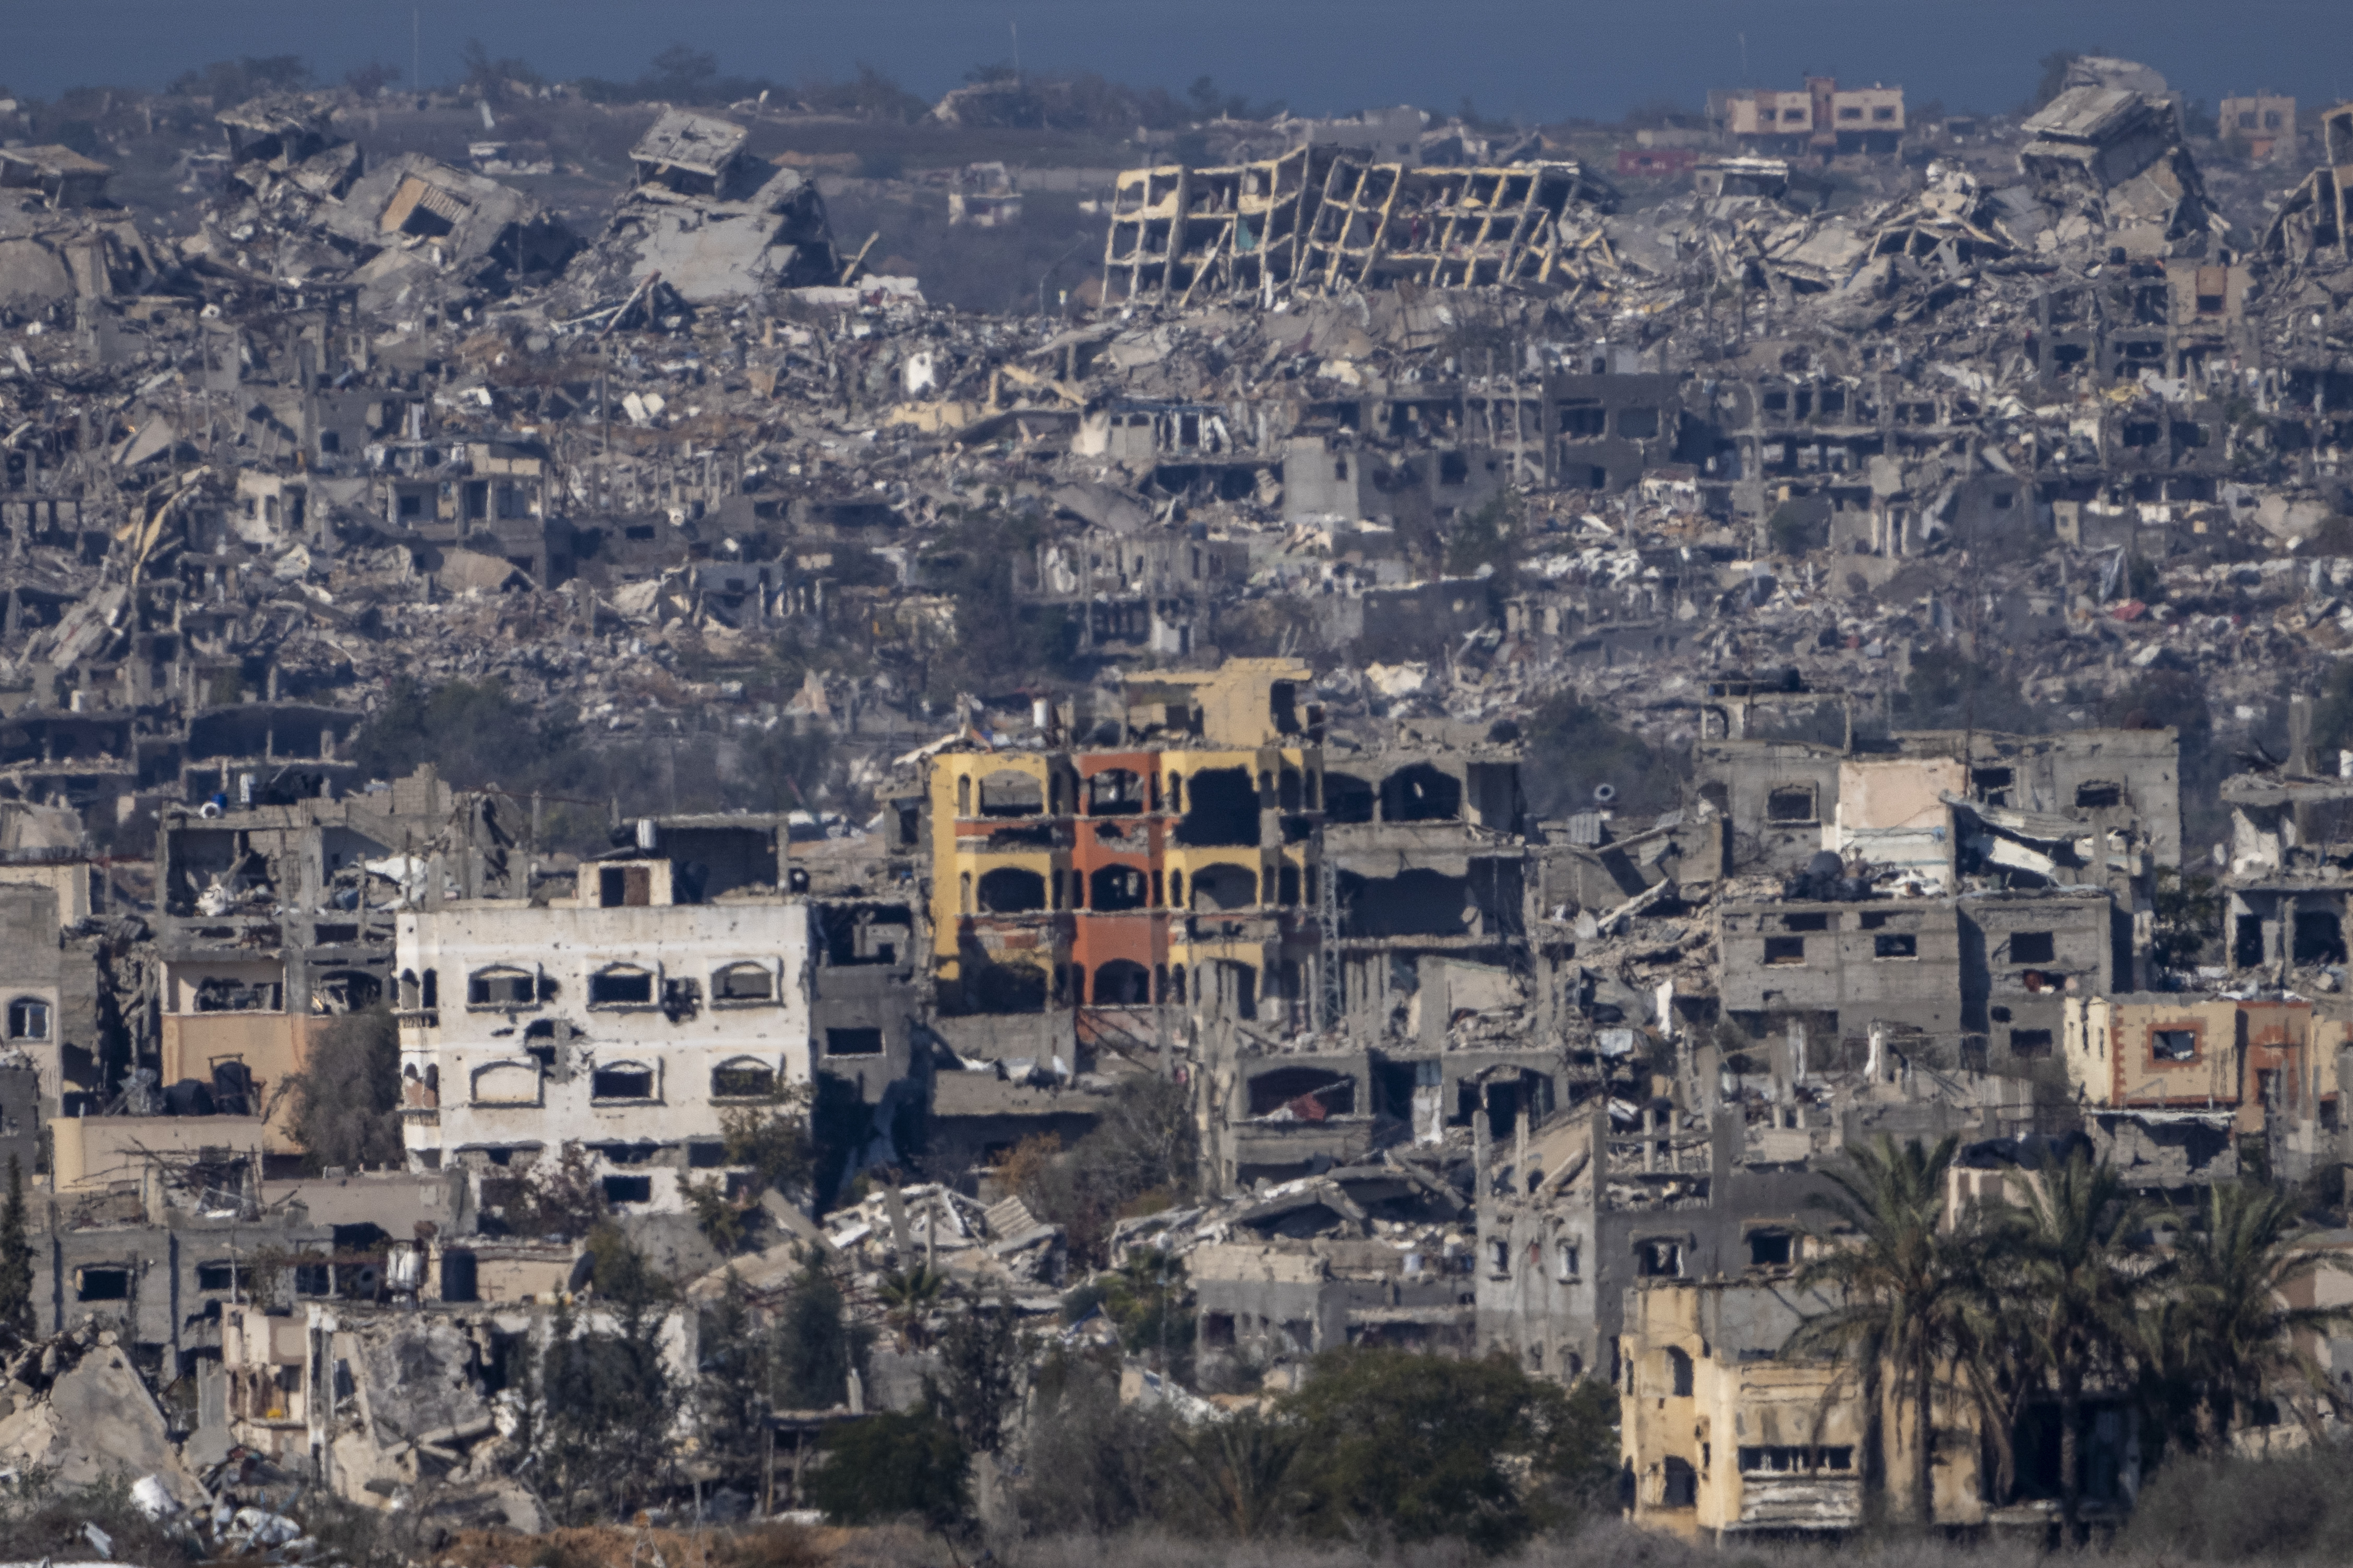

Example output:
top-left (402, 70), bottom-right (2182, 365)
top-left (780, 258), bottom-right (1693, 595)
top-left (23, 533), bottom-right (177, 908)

top-left (2165, 1180), bottom-right (2353, 1447)
top-left (876, 1265), bottom-right (948, 1351)
top-left (1791, 1133), bottom-right (1980, 1527)
top-left (1171, 1407), bottom-right (1303, 1539)
top-left (1997, 1150), bottom-right (2146, 1542)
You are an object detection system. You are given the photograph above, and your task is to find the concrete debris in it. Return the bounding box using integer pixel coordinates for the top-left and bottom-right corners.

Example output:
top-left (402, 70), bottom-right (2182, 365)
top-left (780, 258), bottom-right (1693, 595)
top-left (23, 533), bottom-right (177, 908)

top-left (7, 48), bottom-right (2353, 1539)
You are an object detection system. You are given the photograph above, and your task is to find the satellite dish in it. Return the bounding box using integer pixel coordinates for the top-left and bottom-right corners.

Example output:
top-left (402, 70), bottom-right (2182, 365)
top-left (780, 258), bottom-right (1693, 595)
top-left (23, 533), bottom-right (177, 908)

top-left (1593, 783), bottom-right (1618, 804)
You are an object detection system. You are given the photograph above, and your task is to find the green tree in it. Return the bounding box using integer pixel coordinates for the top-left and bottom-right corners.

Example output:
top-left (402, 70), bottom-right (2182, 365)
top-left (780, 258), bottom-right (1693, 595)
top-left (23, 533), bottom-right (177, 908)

top-left (1017, 1348), bottom-right (1168, 1535)
top-left (0, 1157), bottom-right (32, 1344)
top-left (1281, 1347), bottom-right (1613, 1553)
top-left (1101, 1249), bottom-right (1194, 1378)
top-left (775, 1264), bottom-right (866, 1408)
top-left (1008, 1075), bottom-right (1197, 1266)
top-left (925, 1296), bottom-right (1024, 1455)
top-left (280, 1005), bottom-right (401, 1173)
top-left (1791, 1134), bottom-right (1979, 1527)
top-left (696, 1273), bottom-right (774, 1484)
top-left (876, 1264), bottom-right (947, 1351)
top-left (2163, 1181), bottom-right (2352, 1446)
top-left (1165, 1405), bottom-right (1302, 1539)
top-left (1998, 1151), bottom-right (2147, 1541)
top-left (537, 1235), bottom-right (680, 1521)
top-left (805, 1409), bottom-right (969, 1533)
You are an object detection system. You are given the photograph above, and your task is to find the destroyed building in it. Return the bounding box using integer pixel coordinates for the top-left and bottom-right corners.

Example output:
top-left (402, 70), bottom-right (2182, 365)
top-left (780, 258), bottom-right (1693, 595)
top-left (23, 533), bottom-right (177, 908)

top-left (7, 42), bottom-right (2353, 1530)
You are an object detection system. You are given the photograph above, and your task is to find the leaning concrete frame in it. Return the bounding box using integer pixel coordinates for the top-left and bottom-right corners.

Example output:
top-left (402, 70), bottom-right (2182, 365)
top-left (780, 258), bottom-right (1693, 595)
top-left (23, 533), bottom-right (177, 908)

top-left (1105, 152), bottom-right (1618, 305)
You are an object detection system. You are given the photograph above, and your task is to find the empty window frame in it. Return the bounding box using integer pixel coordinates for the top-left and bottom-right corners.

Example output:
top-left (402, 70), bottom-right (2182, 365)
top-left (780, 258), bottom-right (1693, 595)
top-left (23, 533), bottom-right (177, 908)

top-left (2152, 1028), bottom-right (2198, 1062)
top-left (588, 966), bottom-right (655, 1006)
top-left (2010, 931), bottom-right (2056, 964)
top-left (1763, 936), bottom-right (1806, 966)
top-left (1874, 933), bottom-right (1918, 959)
top-left (2010, 1029), bottom-right (2055, 1058)
top-left (601, 1175), bottom-right (654, 1205)
top-left (826, 1027), bottom-right (885, 1056)
top-left (1739, 1445), bottom-right (1854, 1473)
top-left (598, 865), bottom-right (653, 908)
top-left (1635, 1238), bottom-right (1683, 1277)
top-left (710, 1058), bottom-right (779, 1099)
top-left (589, 1062), bottom-right (657, 1101)
top-left (466, 966), bottom-right (538, 1008)
top-left (711, 962), bottom-right (775, 1003)
top-left (75, 1266), bottom-right (130, 1302)
top-left (1746, 1229), bottom-right (1793, 1267)
top-left (1765, 785), bottom-right (1817, 823)
top-left (5, 997), bottom-right (48, 1040)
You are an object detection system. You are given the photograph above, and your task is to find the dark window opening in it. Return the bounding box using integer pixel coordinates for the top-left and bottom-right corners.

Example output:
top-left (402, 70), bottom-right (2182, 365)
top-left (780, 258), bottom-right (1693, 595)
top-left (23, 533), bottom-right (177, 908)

top-left (2010, 932), bottom-right (2056, 964)
top-left (2010, 1029), bottom-right (2054, 1059)
top-left (2076, 782), bottom-right (2122, 808)
top-left (589, 968), bottom-right (654, 1005)
top-left (1092, 961), bottom-right (1152, 1006)
top-left (1189, 862), bottom-right (1259, 911)
top-left (1174, 767), bottom-right (1260, 847)
top-left (2294, 911), bottom-right (2346, 965)
top-left (1874, 933), bottom-right (1917, 959)
top-left (601, 1175), bottom-right (654, 1205)
top-left (978, 770), bottom-right (1044, 817)
top-left (2153, 1029), bottom-right (2198, 1062)
top-left (1662, 1457), bottom-right (1697, 1508)
top-left (1763, 936), bottom-right (1806, 966)
top-left (1747, 1230), bottom-right (1792, 1267)
top-left (1090, 864), bottom-right (1150, 911)
top-left (827, 1028), bottom-right (884, 1056)
top-left (196, 1261), bottom-right (243, 1292)
top-left (76, 1267), bottom-right (130, 1302)
top-left (1559, 403), bottom-right (1606, 437)
top-left (1086, 769), bottom-right (1144, 816)
top-left (1381, 762), bottom-right (1463, 823)
top-left (468, 969), bottom-right (535, 1007)
top-left (1739, 1445), bottom-right (1854, 1473)
top-left (1766, 786), bottom-right (1816, 823)
top-left (714, 964), bottom-right (773, 1001)
top-left (1248, 1065), bottom-right (1355, 1116)
top-left (1636, 1238), bottom-right (1682, 1278)
top-left (977, 867), bottom-right (1047, 914)
top-left (1783, 912), bottom-right (1829, 932)
top-left (713, 1061), bottom-right (778, 1096)
top-left (2235, 915), bottom-right (2265, 969)
top-left (590, 1065), bottom-right (655, 1100)
top-left (1204, 1312), bottom-right (1237, 1346)
top-left (598, 866), bottom-right (652, 908)
top-left (1668, 1346), bottom-right (1695, 1396)
top-left (1322, 771), bottom-right (1377, 824)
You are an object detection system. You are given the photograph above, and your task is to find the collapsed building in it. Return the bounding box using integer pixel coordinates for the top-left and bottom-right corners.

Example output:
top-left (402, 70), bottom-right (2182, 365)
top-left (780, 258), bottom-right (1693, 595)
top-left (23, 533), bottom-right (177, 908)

top-left (4, 46), bottom-right (2353, 1528)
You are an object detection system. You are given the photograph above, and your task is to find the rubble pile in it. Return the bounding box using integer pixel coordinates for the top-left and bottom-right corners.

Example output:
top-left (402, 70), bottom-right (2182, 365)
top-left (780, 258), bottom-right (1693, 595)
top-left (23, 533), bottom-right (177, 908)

top-left (6, 47), bottom-right (2353, 1539)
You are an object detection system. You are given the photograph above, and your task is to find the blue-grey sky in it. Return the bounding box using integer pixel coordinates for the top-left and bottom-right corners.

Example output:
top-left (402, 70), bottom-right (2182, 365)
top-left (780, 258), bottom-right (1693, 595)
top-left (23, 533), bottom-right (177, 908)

top-left (9, 0), bottom-right (2353, 122)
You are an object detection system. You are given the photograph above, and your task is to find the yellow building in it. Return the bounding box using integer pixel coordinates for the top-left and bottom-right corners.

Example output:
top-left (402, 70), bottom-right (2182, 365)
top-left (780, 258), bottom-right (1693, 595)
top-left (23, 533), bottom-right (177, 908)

top-left (925, 660), bottom-right (1325, 1030)
top-left (1621, 1279), bottom-right (1986, 1539)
